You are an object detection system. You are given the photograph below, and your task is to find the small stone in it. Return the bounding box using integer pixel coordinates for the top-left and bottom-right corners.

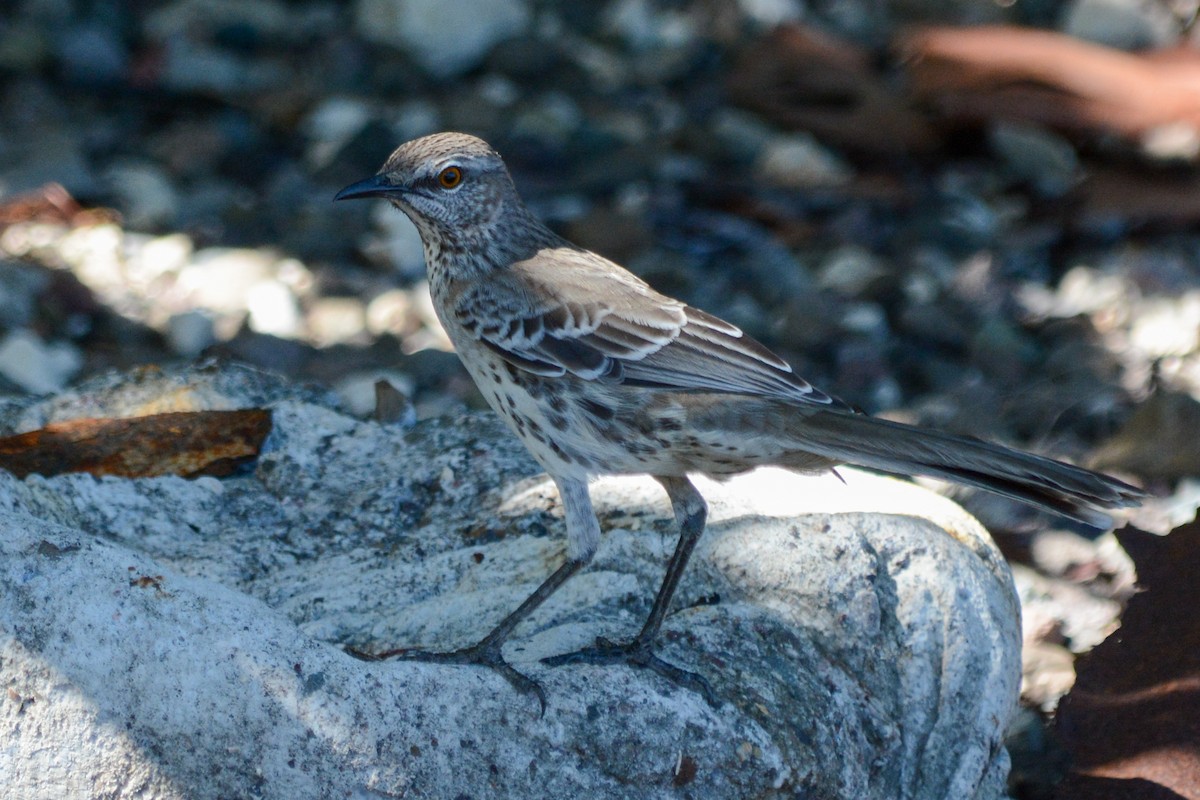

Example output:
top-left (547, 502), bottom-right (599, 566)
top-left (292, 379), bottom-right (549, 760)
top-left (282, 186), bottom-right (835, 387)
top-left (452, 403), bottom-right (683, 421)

top-left (1129, 292), bottom-right (1200, 358)
top-left (708, 108), bottom-right (777, 164)
top-left (363, 201), bottom-right (426, 280)
top-left (0, 21), bottom-right (52, 72)
top-left (0, 262), bottom-right (49, 330)
top-left (755, 133), bottom-right (853, 189)
top-left (354, 0), bottom-right (531, 78)
top-left (0, 329), bottom-right (82, 395)
top-left (605, 0), bottom-right (697, 52)
top-left (389, 100), bottom-right (443, 142)
top-left (366, 289), bottom-right (416, 337)
top-left (56, 23), bottom-right (127, 86)
top-left (817, 245), bottom-right (888, 296)
top-left (246, 280), bottom-right (302, 338)
top-left (736, 0), bottom-right (804, 28)
top-left (304, 97), bottom-right (373, 169)
top-left (989, 123), bottom-right (1080, 198)
top-left (104, 162), bottom-right (179, 230)
top-left (1140, 122), bottom-right (1200, 162)
top-left (166, 310), bottom-right (217, 358)
top-left (333, 370), bottom-right (416, 419)
top-left (177, 248), bottom-right (288, 314)
top-left (511, 91), bottom-right (585, 145)
top-left (1059, 0), bottom-right (1178, 50)
top-left (306, 297), bottom-right (368, 347)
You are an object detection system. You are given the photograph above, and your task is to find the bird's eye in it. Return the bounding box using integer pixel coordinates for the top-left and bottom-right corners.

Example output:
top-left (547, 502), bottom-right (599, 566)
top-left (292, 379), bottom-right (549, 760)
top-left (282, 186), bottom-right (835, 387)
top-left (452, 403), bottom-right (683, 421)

top-left (438, 166), bottom-right (463, 189)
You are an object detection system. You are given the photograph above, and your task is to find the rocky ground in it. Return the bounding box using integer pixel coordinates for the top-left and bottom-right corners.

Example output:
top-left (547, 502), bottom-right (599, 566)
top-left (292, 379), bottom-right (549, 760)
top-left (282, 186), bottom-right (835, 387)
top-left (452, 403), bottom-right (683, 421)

top-left (1, 1), bottom-right (1199, 797)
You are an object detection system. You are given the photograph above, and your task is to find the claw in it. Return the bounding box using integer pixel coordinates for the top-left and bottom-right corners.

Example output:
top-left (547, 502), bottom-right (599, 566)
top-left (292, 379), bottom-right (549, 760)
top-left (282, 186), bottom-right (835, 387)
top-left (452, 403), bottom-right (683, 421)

top-left (346, 642), bottom-right (547, 716)
top-left (543, 636), bottom-right (718, 707)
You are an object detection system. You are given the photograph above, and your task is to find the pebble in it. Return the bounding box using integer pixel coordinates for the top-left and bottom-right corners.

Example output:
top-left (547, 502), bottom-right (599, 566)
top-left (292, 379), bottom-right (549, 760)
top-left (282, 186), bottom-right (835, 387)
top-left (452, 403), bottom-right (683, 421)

top-left (1058, 0), bottom-right (1179, 49)
top-left (755, 133), bottom-right (854, 189)
top-left (56, 23), bottom-right (127, 86)
top-left (354, 0), bottom-right (532, 78)
top-left (366, 289), bottom-right (416, 337)
top-left (306, 297), bottom-right (368, 347)
top-left (166, 310), bottom-right (218, 358)
top-left (104, 162), bottom-right (179, 230)
top-left (304, 97), bottom-right (374, 169)
top-left (0, 329), bottom-right (82, 395)
top-left (246, 280), bottom-right (303, 338)
top-left (0, 263), bottom-right (49, 330)
top-left (1129, 293), bottom-right (1200, 358)
top-left (989, 123), bottom-right (1080, 198)
top-left (736, 0), bottom-right (805, 29)
top-left (365, 201), bottom-right (427, 280)
top-left (817, 244), bottom-right (889, 296)
top-left (333, 370), bottom-right (416, 419)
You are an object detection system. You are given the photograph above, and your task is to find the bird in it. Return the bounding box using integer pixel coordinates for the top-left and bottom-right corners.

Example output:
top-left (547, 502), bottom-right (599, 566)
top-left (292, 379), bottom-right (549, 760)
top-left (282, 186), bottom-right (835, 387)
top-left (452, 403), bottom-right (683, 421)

top-left (334, 131), bottom-right (1146, 710)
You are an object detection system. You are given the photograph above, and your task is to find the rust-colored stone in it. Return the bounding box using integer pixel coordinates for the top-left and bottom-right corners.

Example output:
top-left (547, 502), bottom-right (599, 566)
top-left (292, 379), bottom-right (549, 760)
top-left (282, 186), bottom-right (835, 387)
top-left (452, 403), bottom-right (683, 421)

top-left (0, 409), bottom-right (272, 479)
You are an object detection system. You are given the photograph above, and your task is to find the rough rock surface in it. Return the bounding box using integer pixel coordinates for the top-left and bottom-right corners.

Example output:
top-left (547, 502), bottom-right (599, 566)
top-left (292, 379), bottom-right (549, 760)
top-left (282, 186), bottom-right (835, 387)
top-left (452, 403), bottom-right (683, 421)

top-left (0, 366), bottom-right (1021, 799)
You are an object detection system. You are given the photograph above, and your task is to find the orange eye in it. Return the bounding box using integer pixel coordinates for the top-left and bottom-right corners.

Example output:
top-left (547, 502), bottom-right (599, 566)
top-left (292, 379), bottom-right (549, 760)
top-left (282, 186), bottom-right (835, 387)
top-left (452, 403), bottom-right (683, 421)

top-left (438, 166), bottom-right (463, 189)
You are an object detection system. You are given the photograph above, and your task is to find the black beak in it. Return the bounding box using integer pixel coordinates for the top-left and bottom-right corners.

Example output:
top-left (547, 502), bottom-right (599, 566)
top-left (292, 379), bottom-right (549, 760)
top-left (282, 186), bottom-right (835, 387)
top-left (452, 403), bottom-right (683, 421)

top-left (334, 174), bottom-right (405, 202)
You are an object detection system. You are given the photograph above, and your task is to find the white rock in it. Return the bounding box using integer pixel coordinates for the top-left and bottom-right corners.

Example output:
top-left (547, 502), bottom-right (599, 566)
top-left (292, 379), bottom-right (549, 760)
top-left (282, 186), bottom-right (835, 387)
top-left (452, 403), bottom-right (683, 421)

top-left (355, 0), bottom-right (531, 78)
top-left (306, 296), bottom-right (367, 346)
top-left (1130, 292), bottom-right (1200, 358)
top-left (365, 288), bottom-right (415, 337)
top-left (0, 368), bottom-right (1021, 800)
top-left (333, 370), bottom-right (416, 420)
top-left (177, 247), bottom-right (282, 313)
top-left (245, 279), bottom-right (302, 338)
top-left (0, 329), bottom-right (82, 394)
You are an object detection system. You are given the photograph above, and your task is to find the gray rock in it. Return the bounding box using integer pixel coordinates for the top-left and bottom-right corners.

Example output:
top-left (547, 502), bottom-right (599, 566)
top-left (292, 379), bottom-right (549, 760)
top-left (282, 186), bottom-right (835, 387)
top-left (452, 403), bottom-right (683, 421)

top-left (165, 309), bottom-right (217, 358)
top-left (355, 0), bottom-right (531, 78)
top-left (736, 0), bottom-right (805, 29)
top-left (0, 261), bottom-right (50, 330)
top-left (55, 23), bottom-right (127, 86)
top-left (988, 123), bottom-right (1080, 198)
top-left (755, 132), bottom-right (854, 189)
top-left (818, 244), bottom-right (890, 296)
top-left (0, 328), bottom-right (81, 395)
top-left (1059, 0), bottom-right (1179, 50)
top-left (104, 161), bottom-right (179, 230)
top-left (0, 366), bottom-right (1020, 799)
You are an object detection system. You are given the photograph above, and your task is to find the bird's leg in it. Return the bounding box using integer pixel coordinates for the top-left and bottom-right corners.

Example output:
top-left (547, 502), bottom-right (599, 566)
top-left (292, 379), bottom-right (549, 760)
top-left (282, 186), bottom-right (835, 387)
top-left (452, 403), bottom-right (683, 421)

top-left (349, 476), bottom-right (598, 715)
top-left (543, 475), bottom-right (716, 705)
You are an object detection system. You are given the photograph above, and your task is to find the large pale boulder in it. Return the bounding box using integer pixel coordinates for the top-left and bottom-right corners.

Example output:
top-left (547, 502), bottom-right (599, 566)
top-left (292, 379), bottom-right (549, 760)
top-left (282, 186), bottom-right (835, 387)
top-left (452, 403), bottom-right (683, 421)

top-left (0, 366), bottom-right (1020, 799)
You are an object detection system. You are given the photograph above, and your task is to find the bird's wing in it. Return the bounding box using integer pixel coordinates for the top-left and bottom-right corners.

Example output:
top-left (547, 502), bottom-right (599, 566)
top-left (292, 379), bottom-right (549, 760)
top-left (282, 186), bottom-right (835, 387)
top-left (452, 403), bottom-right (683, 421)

top-left (453, 246), bottom-right (842, 407)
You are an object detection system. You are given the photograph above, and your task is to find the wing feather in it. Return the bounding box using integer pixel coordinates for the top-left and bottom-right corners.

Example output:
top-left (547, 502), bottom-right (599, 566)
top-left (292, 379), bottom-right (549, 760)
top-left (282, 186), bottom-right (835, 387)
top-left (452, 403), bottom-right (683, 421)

top-left (454, 246), bottom-right (843, 407)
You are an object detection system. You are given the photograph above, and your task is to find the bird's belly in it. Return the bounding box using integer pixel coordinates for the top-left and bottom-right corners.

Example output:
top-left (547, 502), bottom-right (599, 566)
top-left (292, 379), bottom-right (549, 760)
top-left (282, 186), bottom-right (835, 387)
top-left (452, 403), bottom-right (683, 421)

top-left (456, 342), bottom-right (813, 479)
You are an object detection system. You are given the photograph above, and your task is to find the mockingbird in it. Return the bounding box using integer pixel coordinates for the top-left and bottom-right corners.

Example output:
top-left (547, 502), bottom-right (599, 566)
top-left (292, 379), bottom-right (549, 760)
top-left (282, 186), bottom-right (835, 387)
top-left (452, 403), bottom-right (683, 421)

top-left (336, 131), bottom-right (1144, 710)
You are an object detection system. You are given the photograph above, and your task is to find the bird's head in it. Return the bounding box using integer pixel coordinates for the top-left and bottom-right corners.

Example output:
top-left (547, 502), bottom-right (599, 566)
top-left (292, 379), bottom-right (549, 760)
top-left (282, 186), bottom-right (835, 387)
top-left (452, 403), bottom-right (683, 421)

top-left (334, 132), bottom-right (524, 248)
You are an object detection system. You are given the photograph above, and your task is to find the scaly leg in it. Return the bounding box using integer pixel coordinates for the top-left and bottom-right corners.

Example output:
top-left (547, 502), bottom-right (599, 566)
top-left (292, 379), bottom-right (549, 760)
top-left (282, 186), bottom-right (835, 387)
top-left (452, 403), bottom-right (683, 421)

top-left (543, 475), bottom-right (716, 705)
top-left (349, 476), bottom-right (600, 715)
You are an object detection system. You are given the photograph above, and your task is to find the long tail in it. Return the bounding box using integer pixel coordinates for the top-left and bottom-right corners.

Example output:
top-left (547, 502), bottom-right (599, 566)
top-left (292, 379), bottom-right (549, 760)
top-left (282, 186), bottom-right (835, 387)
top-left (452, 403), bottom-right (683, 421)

top-left (785, 410), bottom-right (1146, 527)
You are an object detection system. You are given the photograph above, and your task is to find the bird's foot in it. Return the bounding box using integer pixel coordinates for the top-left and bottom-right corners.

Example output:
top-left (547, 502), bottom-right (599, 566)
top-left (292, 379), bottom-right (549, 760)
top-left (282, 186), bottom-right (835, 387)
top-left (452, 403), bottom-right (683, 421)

top-left (347, 641), bottom-right (546, 715)
top-left (542, 636), bottom-right (717, 707)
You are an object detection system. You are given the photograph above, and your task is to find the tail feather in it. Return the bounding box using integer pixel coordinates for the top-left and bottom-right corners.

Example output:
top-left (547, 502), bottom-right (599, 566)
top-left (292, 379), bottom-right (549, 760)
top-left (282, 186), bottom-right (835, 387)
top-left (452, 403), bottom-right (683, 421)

top-left (787, 411), bottom-right (1147, 527)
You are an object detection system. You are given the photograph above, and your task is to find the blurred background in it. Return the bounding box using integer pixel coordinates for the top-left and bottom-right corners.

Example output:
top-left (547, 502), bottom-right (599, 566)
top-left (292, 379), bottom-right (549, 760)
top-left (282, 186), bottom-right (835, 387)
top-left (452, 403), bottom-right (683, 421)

top-left (1, 1), bottom-right (1198, 796)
